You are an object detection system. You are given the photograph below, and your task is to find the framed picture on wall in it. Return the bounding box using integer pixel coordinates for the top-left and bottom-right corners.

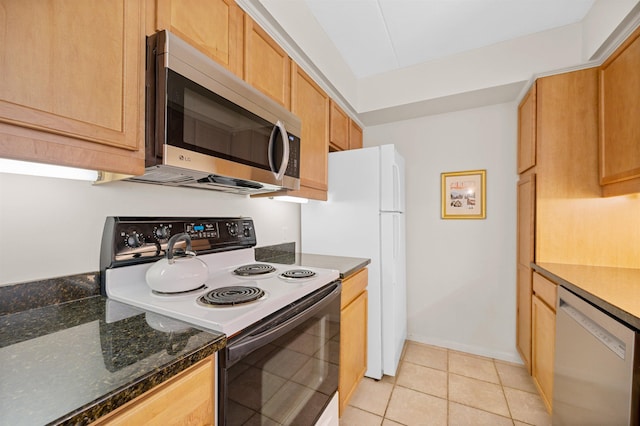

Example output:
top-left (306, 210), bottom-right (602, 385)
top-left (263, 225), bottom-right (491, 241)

top-left (441, 169), bottom-right (486, 219)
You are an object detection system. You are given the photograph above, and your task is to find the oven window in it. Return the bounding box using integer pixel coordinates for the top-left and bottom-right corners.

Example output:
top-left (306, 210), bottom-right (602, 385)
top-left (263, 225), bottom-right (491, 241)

top-left (221, 288), bottom-right (340, 425)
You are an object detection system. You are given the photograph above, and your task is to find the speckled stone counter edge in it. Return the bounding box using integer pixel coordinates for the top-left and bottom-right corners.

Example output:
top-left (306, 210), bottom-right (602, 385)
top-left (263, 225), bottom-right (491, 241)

top-left (53, 337), bottom-right (226, 425)
top-left (255, 243), bottom-right (371, 279)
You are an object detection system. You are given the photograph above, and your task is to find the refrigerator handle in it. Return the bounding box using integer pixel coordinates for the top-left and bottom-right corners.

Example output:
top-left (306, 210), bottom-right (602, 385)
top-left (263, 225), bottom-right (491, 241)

top-left (393, 215), bottom-right (399, 260)
top-left (393, 163), bottom-right (401, 211)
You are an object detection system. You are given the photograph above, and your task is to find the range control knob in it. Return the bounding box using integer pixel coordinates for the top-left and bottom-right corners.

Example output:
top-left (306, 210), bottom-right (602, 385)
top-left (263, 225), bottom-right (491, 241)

top-left (243, 226), bottom-right (252, 238)
top-left (125, 231), bottom-right (145, 248)
top-left (227, 222), bottom-right (239, 237)
top-left (154, 226), bottom-right (170, 240)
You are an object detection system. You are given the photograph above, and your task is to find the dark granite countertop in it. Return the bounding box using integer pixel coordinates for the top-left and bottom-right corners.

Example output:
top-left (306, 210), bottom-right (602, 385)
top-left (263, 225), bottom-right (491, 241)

top-left (533, 262), bottom-right (640, 330)
top-left (0, 295), bottom-right (225, 426)
top-left (293, 253), bottom-right (371, 279)
top-left (255, 245), bottom-right (370, 279)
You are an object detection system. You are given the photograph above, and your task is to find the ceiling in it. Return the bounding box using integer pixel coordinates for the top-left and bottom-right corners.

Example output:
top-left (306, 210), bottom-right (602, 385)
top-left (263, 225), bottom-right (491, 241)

top-left (245, 0), bottom-right (638, 124)
top-left (302, 0), bottom-right (595, 78)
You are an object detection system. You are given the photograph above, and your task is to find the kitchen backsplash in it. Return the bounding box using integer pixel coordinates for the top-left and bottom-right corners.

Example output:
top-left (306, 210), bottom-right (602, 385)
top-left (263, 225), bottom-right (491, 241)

top-left (0, 173), bottom-right (301, 286)
top-left (0, 272), bottom-right (99, 316)
top-left (254, 242), bottom-right (296, 264)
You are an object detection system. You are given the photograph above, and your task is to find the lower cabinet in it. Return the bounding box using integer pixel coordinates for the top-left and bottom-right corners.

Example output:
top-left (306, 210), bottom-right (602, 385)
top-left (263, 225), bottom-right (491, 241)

top-left (92, 356), bottom-right (215, 425)
top-left (531, 272), bottom-right (557, 413)
top-left (339, 268), bottom-right (368, 415)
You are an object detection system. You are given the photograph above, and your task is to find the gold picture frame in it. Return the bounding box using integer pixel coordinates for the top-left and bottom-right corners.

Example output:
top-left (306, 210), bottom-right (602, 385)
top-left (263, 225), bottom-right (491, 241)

top-left (441, 169), bottom-right (486, 219)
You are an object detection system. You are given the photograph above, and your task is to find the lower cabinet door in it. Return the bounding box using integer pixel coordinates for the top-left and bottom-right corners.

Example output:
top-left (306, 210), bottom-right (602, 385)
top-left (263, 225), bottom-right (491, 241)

top-left (339, 289), bottom-right (368, 415)
top-left (532, 295), bottom-right (555, 413)
top-left (92, 356), bottom-right (215, 425)
top-left (516, 264), bottom-right (533, 372)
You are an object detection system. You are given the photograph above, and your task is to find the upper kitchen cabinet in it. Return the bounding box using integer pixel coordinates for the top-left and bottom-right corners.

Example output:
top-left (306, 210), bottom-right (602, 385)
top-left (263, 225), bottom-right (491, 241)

top-left (349, 120), bottom-right (363, 150)
top-left (599, 25), bottom-right (640, 197)
top-left (153, 0), bottom-right (244, 77)
top-left (535, 68), bottom-right (602, 264)
top-left (0, 0), bottom-right (145, 176)
top-left (290, 63), bottom-right (330, 200)
top-left (244, 16), bottom-right (291, 110)
top-left (330, 100), bottom-right (350, 151)
top-left (330, 100), bottom-right (363, 151)
top-left (518, 83), bottom-right (536, 173)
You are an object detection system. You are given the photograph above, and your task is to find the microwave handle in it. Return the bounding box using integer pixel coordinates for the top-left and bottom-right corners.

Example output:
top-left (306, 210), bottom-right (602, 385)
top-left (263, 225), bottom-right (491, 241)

top-left (268, 120), bottom-right (290, 181)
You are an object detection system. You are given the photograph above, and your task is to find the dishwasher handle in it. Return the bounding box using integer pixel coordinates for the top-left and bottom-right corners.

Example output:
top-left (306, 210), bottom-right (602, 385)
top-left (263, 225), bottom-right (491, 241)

top-left (559, 297), bottom-right (626, 359)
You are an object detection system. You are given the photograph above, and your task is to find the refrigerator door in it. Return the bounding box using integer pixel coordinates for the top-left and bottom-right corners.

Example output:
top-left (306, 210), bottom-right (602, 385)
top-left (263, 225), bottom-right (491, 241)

top-left (301, 144), bottom-right (407, 380)
top-left (380, 145), bottom-right (405, 213)
top-left (380, 212), bottom-right (407, 376)
top-left (301, 146), bottom-right (385, 379)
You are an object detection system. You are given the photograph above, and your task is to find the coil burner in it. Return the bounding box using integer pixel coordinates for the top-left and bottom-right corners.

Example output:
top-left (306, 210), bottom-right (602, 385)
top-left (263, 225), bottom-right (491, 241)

top-left (199, 286), bottom-right (265, 306)
top-left (233, 263), bottom-right (276, 276)
top-left (280, 269), bottom-right (317, 280)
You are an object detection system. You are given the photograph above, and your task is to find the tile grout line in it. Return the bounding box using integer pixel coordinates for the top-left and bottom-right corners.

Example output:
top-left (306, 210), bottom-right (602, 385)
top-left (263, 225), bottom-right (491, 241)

top-left (346, 342), bottom-right (544, 425)
top-left (493, 358), bottom-right (516, 425)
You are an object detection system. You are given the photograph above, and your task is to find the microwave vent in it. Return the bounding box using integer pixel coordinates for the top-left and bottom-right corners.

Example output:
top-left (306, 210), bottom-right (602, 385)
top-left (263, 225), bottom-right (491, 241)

top-left (127, 170), bottom-right (194, 185)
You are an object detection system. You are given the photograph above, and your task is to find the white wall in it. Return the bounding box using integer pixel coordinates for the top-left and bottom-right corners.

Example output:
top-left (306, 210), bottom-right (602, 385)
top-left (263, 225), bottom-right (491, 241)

top-left (365, 102), bottom-right (520, 363)
top-left (358, 24), bottom-right (583, 114)
top-left (0, 174), bottom-right (300, 285)
top-left (582, 0), bottom-right (639, 60)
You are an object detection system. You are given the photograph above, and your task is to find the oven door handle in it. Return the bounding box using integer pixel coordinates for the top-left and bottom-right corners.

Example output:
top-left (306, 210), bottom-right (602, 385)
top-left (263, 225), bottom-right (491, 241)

top-left (225, 282), bottom-right (341, 366)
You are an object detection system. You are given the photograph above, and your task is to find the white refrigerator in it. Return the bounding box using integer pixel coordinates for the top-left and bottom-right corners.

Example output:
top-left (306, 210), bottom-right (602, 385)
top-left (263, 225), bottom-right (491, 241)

top-left (301, 144), bottom-right (406, 379)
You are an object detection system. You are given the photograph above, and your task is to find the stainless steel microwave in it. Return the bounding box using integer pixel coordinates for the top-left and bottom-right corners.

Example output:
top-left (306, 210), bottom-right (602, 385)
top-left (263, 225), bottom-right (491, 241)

top-left (127, 30), bottom-right (301, 194)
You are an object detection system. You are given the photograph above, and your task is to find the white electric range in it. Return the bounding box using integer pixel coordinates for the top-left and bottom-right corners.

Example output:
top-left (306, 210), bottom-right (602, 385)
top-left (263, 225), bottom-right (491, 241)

top-left (100, 217), bottom-right (340, 337)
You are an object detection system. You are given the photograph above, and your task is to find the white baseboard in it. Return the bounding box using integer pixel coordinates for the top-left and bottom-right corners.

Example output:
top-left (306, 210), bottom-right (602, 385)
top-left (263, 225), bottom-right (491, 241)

top-left (406, 333), bottom-right (524, 365)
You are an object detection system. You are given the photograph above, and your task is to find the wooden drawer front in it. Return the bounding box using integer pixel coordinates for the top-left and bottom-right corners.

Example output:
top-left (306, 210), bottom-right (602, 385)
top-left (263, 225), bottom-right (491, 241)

top-left (533, 273), bottom-right (557, 311)
top-left (341, 268), bottom-right (368, 309)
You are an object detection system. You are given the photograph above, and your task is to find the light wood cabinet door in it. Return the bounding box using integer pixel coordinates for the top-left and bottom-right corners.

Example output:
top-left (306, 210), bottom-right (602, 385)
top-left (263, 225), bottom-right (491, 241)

top-left (0, 0), bottom-right (145, 175)
top-left (244, 16), bottom-right (291, 109)
top-left (154, 0), bottom-right (244, 77)
top-left (518, 83), bottom-right (536, 173)
top-left (92, 356), bottom-right (215, 425)
top-left (329, 100), bottom-right (350, 151)
top-left (516, 173), bottom-right (535, 372)
top-left (339, 268), bottom-right (368, 415)
top-left (532, 294), bottom-right (555, 413)
top-left (516, 264), bottom-right (533, 373)
top-left (290, 63), bottom-right (329, 199)
top-left (517, 174), bottom-right (535, 268)
top-left (349, 120), bottom-right (363, 150)
top-left (340, 290), bottom-right (367, 415)
top-left (599, 25), bottom-right (640, 196)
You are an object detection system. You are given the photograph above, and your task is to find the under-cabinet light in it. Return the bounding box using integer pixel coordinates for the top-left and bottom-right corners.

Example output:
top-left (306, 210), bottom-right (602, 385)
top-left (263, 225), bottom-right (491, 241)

top-left (0, 158), bottom-right (98, 182)
top-left (270, 195), bottom-right (309, 204)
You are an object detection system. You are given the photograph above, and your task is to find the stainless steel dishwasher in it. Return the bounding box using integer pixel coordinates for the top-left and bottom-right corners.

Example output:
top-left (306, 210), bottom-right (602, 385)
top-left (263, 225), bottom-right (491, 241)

top-left (553, 286), bottom-right (639, 425)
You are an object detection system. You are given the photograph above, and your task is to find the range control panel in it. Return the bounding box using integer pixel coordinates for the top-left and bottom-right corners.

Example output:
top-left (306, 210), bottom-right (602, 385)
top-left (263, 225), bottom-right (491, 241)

top-left (101, 217), bottom-right (257, 267)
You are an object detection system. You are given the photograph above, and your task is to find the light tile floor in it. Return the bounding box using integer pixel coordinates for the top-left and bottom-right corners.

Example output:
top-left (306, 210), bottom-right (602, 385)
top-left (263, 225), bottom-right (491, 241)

top-left (340, 341), bottom-right (551, 426)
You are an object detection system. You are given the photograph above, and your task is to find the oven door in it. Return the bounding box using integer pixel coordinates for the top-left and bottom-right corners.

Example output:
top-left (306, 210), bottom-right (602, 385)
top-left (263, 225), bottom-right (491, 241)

top-left (219, 281), bottom-right (341, 425)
